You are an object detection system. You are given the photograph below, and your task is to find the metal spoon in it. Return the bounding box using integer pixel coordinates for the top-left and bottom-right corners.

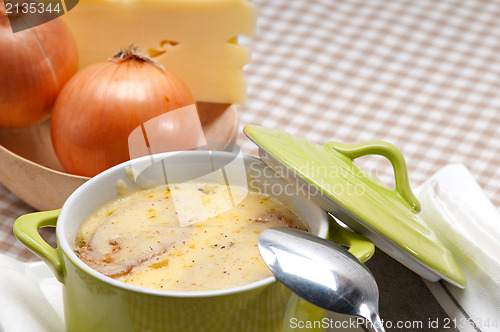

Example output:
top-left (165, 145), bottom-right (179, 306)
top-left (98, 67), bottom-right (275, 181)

top-left (258, 227), bottom-right (385, 332)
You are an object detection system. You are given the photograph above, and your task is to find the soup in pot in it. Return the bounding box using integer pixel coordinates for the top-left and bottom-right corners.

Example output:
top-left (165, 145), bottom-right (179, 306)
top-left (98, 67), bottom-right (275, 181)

top-left (74, 182), bottom-right (307, 292)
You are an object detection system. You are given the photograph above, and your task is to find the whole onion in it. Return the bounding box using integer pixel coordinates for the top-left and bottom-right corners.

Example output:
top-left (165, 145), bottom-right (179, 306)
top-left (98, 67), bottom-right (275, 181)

top-left (0, 5), bottom-right (78, 128)
top-left (51, 46), bottom-right (199, 177)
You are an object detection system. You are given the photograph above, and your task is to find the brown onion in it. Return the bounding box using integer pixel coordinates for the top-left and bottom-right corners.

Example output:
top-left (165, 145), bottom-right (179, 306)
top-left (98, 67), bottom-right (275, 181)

top-left (51, 46), bottom-right (199, 177)
top-left (0, 5), bottom-right (78, 128)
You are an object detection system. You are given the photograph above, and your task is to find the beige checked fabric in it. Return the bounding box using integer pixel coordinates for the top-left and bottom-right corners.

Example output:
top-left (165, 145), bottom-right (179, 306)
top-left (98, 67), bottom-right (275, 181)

top-left (238, 0), bottom-right (500, 212)
top-left (0, 184), bottom-right (35, 261)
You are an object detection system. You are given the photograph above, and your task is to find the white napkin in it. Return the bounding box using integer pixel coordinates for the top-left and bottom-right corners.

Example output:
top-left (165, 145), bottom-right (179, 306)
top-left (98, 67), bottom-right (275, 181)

top-left (0, 254), bottom-right (64, 332)
top-left (417, 164), bottom-right (500, 332)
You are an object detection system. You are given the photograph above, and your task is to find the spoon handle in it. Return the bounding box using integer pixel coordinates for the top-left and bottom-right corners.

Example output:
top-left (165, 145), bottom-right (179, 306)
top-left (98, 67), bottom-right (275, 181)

top-left (370, 324), bottom-right (386, 332)
top-left (367, 312), bottom-right (386, 332)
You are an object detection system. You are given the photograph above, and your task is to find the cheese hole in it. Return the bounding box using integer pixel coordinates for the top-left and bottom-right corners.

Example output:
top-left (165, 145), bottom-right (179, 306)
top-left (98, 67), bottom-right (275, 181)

top-left (148, 40), bottom-right (180, 58)
top-left (226, 34), bottom-right (252, 48)
top-left (160, 40), bottom-right (179, 47)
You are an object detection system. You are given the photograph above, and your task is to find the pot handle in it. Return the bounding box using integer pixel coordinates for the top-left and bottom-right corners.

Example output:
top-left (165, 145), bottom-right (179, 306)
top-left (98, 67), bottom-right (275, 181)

top-left (13, 209), bottom-right (65, 283)
top-left (326, 141), bottom-right (421, 212)
top-left (329, 215), bottom-right (374, 263)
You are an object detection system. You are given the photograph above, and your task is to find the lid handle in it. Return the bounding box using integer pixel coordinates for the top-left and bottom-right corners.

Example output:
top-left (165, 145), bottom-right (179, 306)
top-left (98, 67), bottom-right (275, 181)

top-left (326, 141), bottom-right (421, 212)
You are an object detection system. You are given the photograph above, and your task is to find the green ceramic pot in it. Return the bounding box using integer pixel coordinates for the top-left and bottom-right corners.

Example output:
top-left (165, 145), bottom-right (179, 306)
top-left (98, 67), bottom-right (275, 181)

top-left (14, 151), bottom-right (374, 332)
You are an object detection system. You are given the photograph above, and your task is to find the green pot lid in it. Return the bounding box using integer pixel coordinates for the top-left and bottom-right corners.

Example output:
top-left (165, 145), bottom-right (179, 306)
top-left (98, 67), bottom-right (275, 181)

top-left (244, 125), bottom-right (466, 288)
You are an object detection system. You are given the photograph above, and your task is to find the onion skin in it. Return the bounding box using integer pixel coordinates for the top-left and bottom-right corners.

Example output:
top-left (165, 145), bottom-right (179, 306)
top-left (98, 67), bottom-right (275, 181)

top-left (0, 6), bottom-right (78, 128)
top-left (51, 50), bottom-right (197, 177)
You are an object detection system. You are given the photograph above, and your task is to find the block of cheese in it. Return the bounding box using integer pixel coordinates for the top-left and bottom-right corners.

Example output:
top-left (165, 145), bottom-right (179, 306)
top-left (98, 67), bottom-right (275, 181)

top-left (63, 0), bottom-right (256, 104)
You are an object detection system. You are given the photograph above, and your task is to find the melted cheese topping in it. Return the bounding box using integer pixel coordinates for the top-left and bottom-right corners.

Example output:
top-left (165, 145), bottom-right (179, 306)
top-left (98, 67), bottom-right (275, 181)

top-left (75, 183), bottom-right (306, 292)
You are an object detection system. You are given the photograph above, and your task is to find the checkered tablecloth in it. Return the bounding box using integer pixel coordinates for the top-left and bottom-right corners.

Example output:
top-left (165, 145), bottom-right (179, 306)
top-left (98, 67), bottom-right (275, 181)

top-left (239, 0), bottom-right (500, 209)
top-left (1, 0), bottom-right (500, 330)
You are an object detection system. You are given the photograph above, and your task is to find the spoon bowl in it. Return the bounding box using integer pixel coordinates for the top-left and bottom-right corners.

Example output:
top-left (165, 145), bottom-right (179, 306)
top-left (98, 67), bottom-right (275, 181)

top-left (258, 227), bottom-right (385, 332)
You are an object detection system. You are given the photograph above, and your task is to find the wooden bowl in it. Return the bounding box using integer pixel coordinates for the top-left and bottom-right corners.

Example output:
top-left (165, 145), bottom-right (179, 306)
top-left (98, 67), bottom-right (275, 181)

top-left (0, 102), bottom-right (238, 211)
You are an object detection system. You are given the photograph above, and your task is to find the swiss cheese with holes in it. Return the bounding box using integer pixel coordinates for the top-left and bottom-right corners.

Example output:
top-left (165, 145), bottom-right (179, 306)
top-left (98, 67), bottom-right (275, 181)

top-left (63, 0), bottom-right (256, 104)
